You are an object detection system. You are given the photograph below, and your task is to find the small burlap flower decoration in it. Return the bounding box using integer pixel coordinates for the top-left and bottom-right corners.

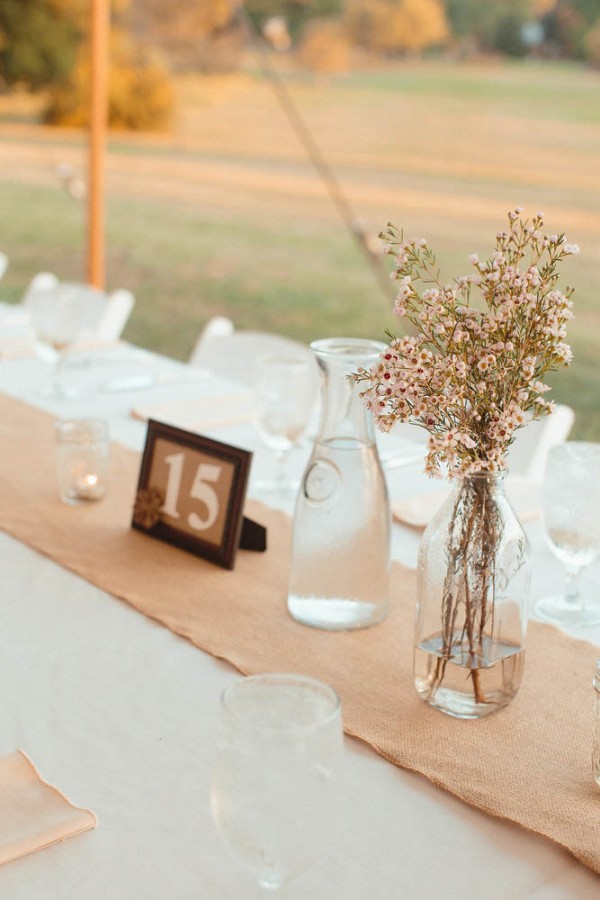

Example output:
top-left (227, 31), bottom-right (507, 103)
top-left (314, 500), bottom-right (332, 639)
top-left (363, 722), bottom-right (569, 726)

top-left (133, 487), bottom-right (164, 530)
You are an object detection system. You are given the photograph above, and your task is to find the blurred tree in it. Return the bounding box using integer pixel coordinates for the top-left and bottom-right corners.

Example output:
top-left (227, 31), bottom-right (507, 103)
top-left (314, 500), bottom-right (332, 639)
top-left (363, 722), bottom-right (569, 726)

top-left (246, 0), bottom-right (343, 43)
top-left (492, 8), bottom-right (530, 56)
top-left (345, 0), bottom-right (448, 55)
top-left (0, 0), bottom-right (82, 90)
top-left (46, 1), bottom-right (175, 130)
top-left (572, 0), bottom-right (600, 22)
top-left (585, 20), bottom-right (600, 65)
top-left (542, 0), bottom-right (600, 59)
top-left (128, 0), bottom-right (242, 72)
top-left (45, 31), bottom-right (174, 129)
top-left (297, 17), bottom-right (351, 72)
top-left (532, 0), bottom-right (555, 11)
top-left (446, 0), bottom-right (532, 57)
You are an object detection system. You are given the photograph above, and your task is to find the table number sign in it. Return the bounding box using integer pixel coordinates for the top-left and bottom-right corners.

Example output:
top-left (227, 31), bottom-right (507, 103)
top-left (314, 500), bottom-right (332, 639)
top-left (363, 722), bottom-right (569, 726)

top-left (132, 419), bottom-right (266, 569)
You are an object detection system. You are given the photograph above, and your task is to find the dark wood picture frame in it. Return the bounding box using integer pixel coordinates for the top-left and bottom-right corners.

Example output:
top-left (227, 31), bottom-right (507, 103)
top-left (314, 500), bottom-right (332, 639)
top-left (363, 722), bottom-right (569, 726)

top-left (132, 419), bottom-right (253, 570)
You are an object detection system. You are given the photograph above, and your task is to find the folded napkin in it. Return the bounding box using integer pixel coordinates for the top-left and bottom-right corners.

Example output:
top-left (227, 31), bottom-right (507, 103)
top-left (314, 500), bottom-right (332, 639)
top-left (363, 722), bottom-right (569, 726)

top-left (131, 390), bottom-right (256, 432)
top-left (392, 475), bottom-right (541, 529)
top-left (0, 750), bottom-right (97, 867)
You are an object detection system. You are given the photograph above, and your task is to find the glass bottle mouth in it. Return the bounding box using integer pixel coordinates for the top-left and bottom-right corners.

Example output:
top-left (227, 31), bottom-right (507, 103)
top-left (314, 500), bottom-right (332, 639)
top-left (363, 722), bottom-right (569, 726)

top-left (456, 470), bottom-right (508, 482)
top-left (55, 417), bottom-right (109, 445)
top-left (310, 337), bottom-right (386, 366)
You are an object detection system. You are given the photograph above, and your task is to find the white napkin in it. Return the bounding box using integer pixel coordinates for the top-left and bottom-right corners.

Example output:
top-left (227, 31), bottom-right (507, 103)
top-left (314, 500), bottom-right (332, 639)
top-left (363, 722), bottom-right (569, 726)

top-left (392, 475), bottom-right (541, 529)
top-left (131, 390), bottom-right (256, 432)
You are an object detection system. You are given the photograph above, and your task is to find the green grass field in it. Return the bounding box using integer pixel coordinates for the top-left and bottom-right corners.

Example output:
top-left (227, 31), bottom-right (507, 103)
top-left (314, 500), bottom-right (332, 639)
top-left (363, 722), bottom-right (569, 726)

top-left (0, 59), bottom-right (598, 436)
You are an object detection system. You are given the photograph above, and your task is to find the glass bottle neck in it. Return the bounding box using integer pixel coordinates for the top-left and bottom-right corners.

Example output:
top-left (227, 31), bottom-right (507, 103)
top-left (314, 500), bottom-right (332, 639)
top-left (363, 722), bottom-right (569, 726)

top-left (456, 471), bottom-right (507, 487)
top-left (319, 380), bottom-right (374, 445)
top-left (311, 338), bottom-right (385, 446)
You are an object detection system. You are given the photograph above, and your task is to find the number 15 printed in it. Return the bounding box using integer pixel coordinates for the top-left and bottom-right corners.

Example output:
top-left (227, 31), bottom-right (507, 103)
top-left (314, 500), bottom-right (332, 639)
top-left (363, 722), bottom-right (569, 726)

top-left (133, 420), bottom-right (252, 569)
top-left (161, 453), bottom-right (223, 532)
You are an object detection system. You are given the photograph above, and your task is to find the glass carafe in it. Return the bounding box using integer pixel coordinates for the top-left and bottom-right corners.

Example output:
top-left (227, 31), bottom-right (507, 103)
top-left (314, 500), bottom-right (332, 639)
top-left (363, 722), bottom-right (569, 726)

top-left (287, 338), bottom-right (391, 630)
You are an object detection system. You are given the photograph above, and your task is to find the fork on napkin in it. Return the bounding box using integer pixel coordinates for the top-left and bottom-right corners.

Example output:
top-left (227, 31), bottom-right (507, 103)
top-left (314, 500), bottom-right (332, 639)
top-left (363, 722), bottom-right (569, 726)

top-left (0, 750), bottom-right (97, 866)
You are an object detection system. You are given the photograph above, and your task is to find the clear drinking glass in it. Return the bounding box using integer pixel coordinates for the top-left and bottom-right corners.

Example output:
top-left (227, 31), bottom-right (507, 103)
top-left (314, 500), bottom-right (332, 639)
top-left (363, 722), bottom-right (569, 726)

top-left (210, 673), bottom-right (344, 896)
top-left (253, 354), bottom-right (316, 494)
top-left (535, 442), bottom-right (600, 627)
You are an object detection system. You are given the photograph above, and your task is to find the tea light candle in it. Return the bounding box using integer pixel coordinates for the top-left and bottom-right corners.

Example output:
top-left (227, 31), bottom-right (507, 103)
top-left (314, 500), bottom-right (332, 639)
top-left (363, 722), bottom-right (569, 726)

top-left (74, 469), bottom-right (103, 500)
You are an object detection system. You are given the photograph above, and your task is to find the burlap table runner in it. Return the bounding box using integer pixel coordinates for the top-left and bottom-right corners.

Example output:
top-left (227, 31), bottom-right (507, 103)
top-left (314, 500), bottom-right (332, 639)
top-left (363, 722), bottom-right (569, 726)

top-left (2, 393), bottom-right (599, 875)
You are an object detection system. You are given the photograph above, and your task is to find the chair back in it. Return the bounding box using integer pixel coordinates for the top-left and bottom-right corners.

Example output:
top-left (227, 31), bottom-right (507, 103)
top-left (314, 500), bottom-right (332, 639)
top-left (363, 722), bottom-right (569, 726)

top-left (189, 316), bottom-right (235, 363)
top-left (22, 272), bottom-right (59, 303)
top-left (507, 404), bottom-right (575, 482)
top-left (95, 289), bottom-right (135, 342)
top-left (190, 326), bottom-right (318, 387)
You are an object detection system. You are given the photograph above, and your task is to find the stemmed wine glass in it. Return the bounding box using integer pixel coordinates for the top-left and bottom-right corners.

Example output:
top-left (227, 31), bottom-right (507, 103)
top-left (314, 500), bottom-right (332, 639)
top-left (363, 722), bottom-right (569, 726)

top-left (535, 442), bottom-right (600, 627)
top-left (253, 354), bottom-right (316, 494)
top-left (25, 281), bottom-right (106, 397)
top-left (210, 673), bottom-right (344, 896)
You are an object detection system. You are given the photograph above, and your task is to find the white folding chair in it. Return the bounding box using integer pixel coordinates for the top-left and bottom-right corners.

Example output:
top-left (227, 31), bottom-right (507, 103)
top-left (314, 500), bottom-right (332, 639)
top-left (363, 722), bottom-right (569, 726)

top-left (0, 252), bottom-right (8, 281)
top-left (189, 318), bottom-right (318, 387)
top-left (189, 316), bottom-right (235, 364)
top-left (22, 272), bottom-right (59, 303)
top-left (95, 289), bottom-right (135, 342)
top-left (507, 403), bottom-right (575, 482)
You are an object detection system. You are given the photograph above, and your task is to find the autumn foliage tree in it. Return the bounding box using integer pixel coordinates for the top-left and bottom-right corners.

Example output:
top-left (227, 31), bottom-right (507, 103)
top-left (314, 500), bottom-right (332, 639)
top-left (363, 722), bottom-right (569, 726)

top-left (298, 18), bottom-right (351, 73)
top-left (542, 0), bottom-right (600, 59)
top-left (246, 0), bottom-right (343, 43)
top-left (345, 0), bottom-right (449, 55)
top-left (45, 30), bottom-right (174, 130)
top-left (127, 0), bottom-right (241, 73)
top-left (0, 0), bottom-right (82, 90)
top-left (46, 0), bottom-right (175, 130)
top-left (446, 0), bottom-right (531, 56)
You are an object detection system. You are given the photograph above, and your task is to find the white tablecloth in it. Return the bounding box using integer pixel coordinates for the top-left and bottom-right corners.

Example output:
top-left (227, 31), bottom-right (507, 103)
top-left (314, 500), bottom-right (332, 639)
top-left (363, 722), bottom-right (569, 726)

top-left (1, 346), bottom-right (599, 899)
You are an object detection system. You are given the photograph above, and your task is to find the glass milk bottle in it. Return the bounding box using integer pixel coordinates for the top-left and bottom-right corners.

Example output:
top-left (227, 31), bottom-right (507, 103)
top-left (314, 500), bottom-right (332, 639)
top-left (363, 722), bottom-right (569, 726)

top-left (414, 472), bottom-right (530, 719)
top-left (287, 338), bottom-right (391, 630)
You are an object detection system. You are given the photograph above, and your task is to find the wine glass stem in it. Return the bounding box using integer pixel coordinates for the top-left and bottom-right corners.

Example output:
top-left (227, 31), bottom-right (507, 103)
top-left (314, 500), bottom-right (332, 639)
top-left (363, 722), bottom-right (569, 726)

top-left (274, 448), bottom-right (290, 490)
top-left (49, 349), bottom-right (68, 398)
top-left (563, 564), bottom-right (584, 613)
